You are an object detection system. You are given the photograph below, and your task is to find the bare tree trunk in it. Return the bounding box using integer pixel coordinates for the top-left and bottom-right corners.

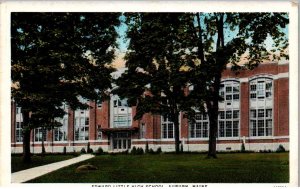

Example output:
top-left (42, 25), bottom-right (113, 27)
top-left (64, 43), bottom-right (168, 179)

top-left (173, 113), bottom-right (180, 154)
top-left (22, 111), bottom-right (31, 163)
top-left (41, 127), bottom-right (46, 156)
top-left (207, 13), bottom-right (225, 158)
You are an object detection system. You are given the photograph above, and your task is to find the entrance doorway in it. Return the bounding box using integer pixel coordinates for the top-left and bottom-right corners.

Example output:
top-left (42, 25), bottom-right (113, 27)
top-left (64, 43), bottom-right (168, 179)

top-left (111, 132), bottom-right (131, 151)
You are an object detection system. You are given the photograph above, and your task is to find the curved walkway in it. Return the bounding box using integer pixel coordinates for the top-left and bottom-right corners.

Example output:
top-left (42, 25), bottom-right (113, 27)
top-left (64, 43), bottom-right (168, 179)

top-left (12, 154), bottom-right (95, 183)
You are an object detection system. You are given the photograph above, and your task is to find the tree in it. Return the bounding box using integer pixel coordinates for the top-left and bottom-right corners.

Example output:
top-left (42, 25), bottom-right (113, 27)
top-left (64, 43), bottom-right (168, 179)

top-left (115, 13), bottom-right (288, 156)
top-left (114, 13), bottom-right (198, 153)
top-left (11, 13), bottom-right (120, 163)
top-left (189, 13), bottom-right (288, 158)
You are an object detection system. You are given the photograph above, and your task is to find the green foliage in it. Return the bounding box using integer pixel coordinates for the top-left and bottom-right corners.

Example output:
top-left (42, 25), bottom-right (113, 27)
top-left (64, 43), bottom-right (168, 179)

top-left (116, 13), bottom-right (288, 157)
top-left (87, 142), bottom-right (93, 153)
top-left (136, 148), bottom-right (144, 155)
top-left (156, 147), bottom-right (162, 154)
top-left (276, 145), bottom-right (286, 153)
top-left (63, 146), bottom-right (67, 155)
top-left (180, 144), bottom-right (184, 153)
top-left (11, 12), bottom-right (120, 162)
top-left (96, 147), bottom-right (104, 155)
top-left (145, 142), bottom-right (149, 154)
top-left (148, 148), bottom-right (155, 154)
top-left (241, 143), bottom-right (246, 153)
top-left (80, 148), bottom-right (86, 154)
top-left (130, 146), bottom-right (137, 155)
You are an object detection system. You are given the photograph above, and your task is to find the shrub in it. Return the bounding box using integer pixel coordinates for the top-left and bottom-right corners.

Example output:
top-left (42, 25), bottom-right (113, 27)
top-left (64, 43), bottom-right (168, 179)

top-left (139, 148), bottom-right (144, 155)
top-left (131, 146), bottom-right (137, 155)
top-left (276, 145), bottom-right (286, 153)
top-left (96, 147), bottom-right (104, 155)
top-left (145, 142), bottom-right (149, 154)
top-left (87, 142), bottom-right (93, 153)
top-left (81, 148), bottom-right (86, 154)
top-left (241, 143), bottom-right (245, 153)
top-left (149, 148), bottom-right (154, 154)
top-left (63, 146), bottom-right (67, 155)
top-left (135, 147), bottom-right (144, 155)
top-left (156, 147), bottom-right (162, 154)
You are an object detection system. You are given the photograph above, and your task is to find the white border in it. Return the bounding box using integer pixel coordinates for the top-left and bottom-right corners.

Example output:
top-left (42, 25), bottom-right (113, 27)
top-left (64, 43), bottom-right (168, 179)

top-left (0, 0), bottom-right (297, 188)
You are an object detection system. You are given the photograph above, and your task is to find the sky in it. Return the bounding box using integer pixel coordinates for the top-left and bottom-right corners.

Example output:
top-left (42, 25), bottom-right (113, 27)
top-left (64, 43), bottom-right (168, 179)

top-left (112, 13), bottom-right (289, 69)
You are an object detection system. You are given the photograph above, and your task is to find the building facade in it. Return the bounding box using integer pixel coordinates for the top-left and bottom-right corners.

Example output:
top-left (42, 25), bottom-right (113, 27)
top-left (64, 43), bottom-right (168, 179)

top-left (11, 62), bottom-right (289, 153)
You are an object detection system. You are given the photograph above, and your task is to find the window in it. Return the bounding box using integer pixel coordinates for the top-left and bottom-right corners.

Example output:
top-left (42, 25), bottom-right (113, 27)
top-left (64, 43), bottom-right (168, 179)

top-left (250, 78), bottom-right (273, 99)
top-left (97, 128), bottom-right (102, 140)
top-left (218, 110), bottom-right (239, 137)
top-left (140, 123), bottom-right (146, 139)
top-left (250, 109), bottom-right (272, 136)
top-left (162, 115), bottom-right (174, 139)
top-left (54, 118), bottom-right (68, 141)
top-left (16, 122), bottom-right (23, 142)
top-left (75, 110), bottom-right (89, 141)
top-left (189, 113), bottom-right (209, 138)
top-left (97, 101), bottom-right (102, 109)
top-left (15, 106), bottom-right (23, 142)
top-left (34, 128), bottom-right (47, 142)
top-left (219, 81), bottom-right (240, 101)
top-left (111, 95), bottom-right (132, 128)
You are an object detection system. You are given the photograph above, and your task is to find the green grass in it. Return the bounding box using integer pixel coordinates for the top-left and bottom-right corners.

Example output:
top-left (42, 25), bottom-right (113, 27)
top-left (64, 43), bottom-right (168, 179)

top-left (11, 154), bottom-right (75, 173)
top-left (27, 153), bottom-right (289, 183)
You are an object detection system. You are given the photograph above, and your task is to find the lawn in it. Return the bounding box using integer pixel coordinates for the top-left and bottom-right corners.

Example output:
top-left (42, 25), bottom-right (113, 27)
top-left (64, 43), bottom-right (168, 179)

top-left (27, 152), bottom-right (289, 183)
top-left (11, 154), bottom-right (76, 173)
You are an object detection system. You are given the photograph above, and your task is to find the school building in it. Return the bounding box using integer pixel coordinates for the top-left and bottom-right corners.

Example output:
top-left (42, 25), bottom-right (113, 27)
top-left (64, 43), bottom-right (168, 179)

top-left (11, 62), bottom-right (289, 153)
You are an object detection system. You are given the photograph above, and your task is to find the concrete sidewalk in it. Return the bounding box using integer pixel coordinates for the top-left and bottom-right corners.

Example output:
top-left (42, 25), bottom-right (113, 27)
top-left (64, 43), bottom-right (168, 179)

top-left (12, 154), bottom-right (95, 183)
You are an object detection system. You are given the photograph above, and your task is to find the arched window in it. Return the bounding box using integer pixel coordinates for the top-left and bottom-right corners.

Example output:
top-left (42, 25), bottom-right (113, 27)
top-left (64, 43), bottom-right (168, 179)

top-left (218, 80), bottom-right (240, 138)
top-left (249, 77), bottom-right (273, 137)
top-left (110, 95), bottom-right (132, 128)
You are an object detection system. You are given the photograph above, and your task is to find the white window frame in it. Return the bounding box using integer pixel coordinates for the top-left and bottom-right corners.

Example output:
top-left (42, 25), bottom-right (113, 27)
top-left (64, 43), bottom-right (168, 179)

top-left (218, 80), bottom-right (240, 139)
top-left (218, 110), bottom-right (240, 138)
top-left (54, 118), bottom-right (68, 142)
top-left (74, 109), bottom-right (89, 141)
top-left (250, 108), bottom-right (273, 137)
top-left (189, 112), bottom-right (209, 139)
top-left (110, 95), bottom-right (132, 128)
top-left (161, 115), bottom-right (175, 139)
top-left (140, 123), bottom-right (146, 139)
top-left (249, 77), bottom-right (273, 138)
top-left (16, 122), bottom-right (23, 142)
top-left (34, 127), bottom-right (47, 142)
top-left (250, 77), bottom-right (273, 100)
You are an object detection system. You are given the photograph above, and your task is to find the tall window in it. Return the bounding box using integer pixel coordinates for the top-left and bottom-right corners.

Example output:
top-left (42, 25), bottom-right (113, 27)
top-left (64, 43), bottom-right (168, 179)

top-left (34, 128), bottom-right (47, 142)
top-left (250, 78), bottom-right (272, 99)
top-left (111, 95), bottom-right (132, 128)
top-left (140, 123), bottom-right (146, 139)
top-left (219, 81), bottom-right (240, 101)
top-left (16, 122), bottom-right (23, 142)
top-left (74, 110), bottom-right (89, 141)
top-left (15, 107), bottom-right (23, 142)
top-left (189, 113), bottom-right (209, 138)
top-left (54, 118), bottom-right (68, 141)
top-left (161, 115), bottom-right (174, 139)
top-left (218, 110), bottom-right (239, 137)
top-left (249, 77), bottom-right (273, 137)
top-left (97, 129), bottom-right (102, 140)
top-left (218, 80), bottom-right (240, 138)
top-left (250, 109), bottom-right (272, 136)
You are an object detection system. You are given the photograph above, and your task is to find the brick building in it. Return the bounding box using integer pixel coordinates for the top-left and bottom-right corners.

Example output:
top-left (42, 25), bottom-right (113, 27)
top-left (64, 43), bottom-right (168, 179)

top-left (11, 62), bottom-right (289, 153)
